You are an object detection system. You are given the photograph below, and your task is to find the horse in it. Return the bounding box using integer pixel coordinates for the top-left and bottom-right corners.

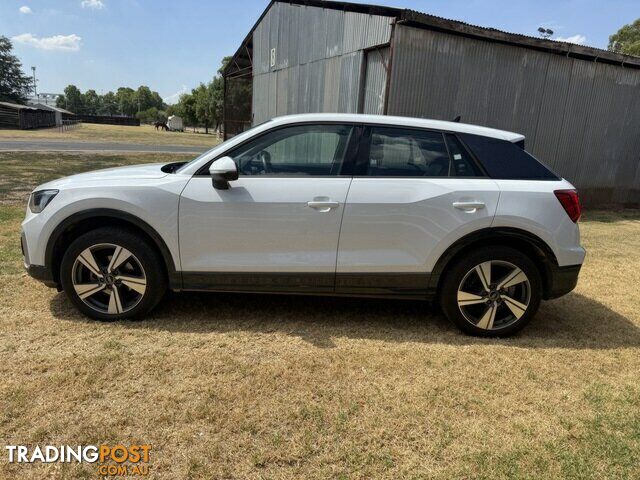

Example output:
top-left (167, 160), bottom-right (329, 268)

top-left (154, 121), bottom-right (169, 131)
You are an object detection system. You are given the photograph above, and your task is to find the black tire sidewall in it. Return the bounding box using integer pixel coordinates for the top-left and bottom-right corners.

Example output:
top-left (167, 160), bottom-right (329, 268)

top-left (440, 246), bottom-right (542, 337)
top-left (60, 227), bottom-right (167, 321)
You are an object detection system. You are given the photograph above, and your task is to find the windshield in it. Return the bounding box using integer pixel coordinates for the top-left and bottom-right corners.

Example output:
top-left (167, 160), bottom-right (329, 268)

top-left (174, 120), bottom-right (273, 174)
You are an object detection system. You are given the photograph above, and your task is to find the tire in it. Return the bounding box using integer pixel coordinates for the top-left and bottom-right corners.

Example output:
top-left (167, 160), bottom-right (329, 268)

top-left (60, 227), bottom-right (167, 321)
top-left (440, 246), bottom-right (542, 337)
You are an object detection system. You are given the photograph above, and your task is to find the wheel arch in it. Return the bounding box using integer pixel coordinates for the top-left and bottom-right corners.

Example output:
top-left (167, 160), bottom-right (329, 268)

top-left (429, 227), bottom-right (558, 299)
top-left (46, 208), bottom-right (180, 289)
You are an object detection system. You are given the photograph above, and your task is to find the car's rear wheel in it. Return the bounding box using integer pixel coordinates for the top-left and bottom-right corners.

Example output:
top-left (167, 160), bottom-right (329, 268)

top-left (60, 227), bottom-right (167, 320)
top-left (440, 246), bottom-right (542, 337)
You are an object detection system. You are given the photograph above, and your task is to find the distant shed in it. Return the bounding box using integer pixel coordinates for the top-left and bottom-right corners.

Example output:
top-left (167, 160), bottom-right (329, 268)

top-left (223, 0), bottom-right (640, 206)
top-left (0, 102), bottom-right (57, 129)
top-left (32, 103), bottom-right (76, 126)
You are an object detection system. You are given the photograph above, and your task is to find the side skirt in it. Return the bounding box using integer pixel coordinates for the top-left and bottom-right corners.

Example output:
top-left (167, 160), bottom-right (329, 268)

top-left (180, 272), bottom-right (434, 300)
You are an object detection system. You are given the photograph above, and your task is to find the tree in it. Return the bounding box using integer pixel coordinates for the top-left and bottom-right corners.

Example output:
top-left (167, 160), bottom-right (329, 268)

top-left (99, 91), bottom-right (117, 115)
top-left (115, 87), bottom-right (136, 116)
top-left (193, 83), bottom-right (215, 133)
top-left (57, 85), bottom-right (84, 114)
top-left (135, 107), bottom-right (167, 124)
top-left (167, 56), bottom-right (229, 132)
top-left (82, 89), bottom-right (101, 115)
top-left (0, 36), bottom-right (33, 104)
top-left (608, 19), bottom-right (640, 56)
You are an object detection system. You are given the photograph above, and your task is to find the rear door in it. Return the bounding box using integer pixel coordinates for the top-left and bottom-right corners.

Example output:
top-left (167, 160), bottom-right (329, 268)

top-left (179, 123), bottom-right (358, 292)
top-left (336, 126), bottom-right (500, 296)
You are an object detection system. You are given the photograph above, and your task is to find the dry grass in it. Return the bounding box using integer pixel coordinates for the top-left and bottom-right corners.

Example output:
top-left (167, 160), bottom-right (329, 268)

top-left (0, 153), bottom-right (638, 478)
top-left (0, 123), bottom-right (220, 147)
top-left (0, 151), bottom-right (194, 205)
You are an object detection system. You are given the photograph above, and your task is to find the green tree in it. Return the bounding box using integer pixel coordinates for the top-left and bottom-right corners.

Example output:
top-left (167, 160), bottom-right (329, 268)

top-left (608, 19), bottom-right (640, 56)
top-left (99, 91), bottom-right (118, 115)
top-left (57, 85), bottom-right (84, 114)
top-left (115, 87), bottom-right (136, 116)
top-left (0, 36), bottom-right (33, 104)
top-left (193, 83), bottom-right (215, 133)
top-left (174, 92), bottom-right (197, 127)
top-left (135, 107), bottom-right (167, 124)
top-left (82, 89), bottom-right (101, 115)
top-left (151, 91), bottom-right (165, 110)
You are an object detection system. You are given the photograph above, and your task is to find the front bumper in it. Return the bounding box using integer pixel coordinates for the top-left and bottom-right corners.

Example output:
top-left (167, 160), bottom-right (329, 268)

top-left (22, 232), bottom-right (59, 289)
top-left (544, 264), bottom-right (582, 299)
top-left (26, 264), bottom-right (59, 288)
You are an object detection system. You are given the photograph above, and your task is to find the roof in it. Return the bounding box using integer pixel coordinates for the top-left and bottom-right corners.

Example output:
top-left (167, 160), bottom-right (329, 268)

top-left (269, 113), bottom-right (525, 142)
top-left (32, 103), bottom-right (75, 115)
top-left (0, 101), bottom-right (38, 111)
top-left (224, 0), bottom-right (640, 77)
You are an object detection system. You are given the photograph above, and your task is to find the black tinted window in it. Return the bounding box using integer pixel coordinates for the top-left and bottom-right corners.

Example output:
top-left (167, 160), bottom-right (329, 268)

top-left (445, 134), bottom-right (483, 177)
top-left (367, 128), bottom-right (450, 177)
top-left (229, 124), bottom-right (353, 176)
top-left (460, 133), bottom-right (559, 180)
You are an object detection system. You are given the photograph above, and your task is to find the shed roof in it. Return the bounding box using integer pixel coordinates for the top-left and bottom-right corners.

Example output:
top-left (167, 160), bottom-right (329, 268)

top-left (224, 0), bottom-right (640, 77)
top-left (0, 101), bottom-right (38, 111)
top-left (32, 103), bottom-right (75, 115)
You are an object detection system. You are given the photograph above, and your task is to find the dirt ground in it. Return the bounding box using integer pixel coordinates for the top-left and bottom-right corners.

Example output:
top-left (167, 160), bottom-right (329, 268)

top-left (0, 153), bottom-right (638, 479)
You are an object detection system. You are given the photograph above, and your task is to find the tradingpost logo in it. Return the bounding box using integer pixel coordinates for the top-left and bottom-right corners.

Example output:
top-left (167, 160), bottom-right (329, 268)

top-left (5, 444), bottom-right (152, 476)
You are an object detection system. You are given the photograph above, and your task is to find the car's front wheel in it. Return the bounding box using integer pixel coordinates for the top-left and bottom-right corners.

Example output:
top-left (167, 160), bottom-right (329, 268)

top-left (440, 246), bottom-right (542, 337)
top-left (60, 227), bottom-right (167, 321)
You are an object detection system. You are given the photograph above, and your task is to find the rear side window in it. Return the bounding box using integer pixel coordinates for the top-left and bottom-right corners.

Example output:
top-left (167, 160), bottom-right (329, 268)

top-left (444, 134), bottom-right (483, 177)
top-left (459, 133), bottom-right (559, 180)
top-left (367, 127), bottom-right (450, 177)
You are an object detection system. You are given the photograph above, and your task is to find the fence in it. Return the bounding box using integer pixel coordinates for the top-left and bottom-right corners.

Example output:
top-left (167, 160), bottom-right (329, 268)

top-left (76, 115), bottom-right (140, 126)
top-left (58, 120), bottom-right (81, 132)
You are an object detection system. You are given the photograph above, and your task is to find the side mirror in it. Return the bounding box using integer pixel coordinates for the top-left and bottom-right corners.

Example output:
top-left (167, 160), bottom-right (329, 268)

top-left (209, 156), bottom-right (238, 190)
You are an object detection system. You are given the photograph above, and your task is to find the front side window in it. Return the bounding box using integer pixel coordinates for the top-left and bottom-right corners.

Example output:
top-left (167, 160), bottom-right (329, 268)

top-left (366, 127), bottom-right (450, 177)
top-left (228, 124), bottom-right (354, 176)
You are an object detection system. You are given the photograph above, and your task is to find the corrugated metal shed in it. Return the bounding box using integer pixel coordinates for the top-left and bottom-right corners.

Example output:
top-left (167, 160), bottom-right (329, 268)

top-left (387, 25), bottom-right (640, 205)
top-left (223, 0), bottom-right (640, 206)
top-left (250, 2), bottom-right (393, 123)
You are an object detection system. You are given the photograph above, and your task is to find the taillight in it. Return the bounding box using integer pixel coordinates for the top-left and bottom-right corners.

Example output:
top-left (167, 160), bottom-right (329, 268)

top-left (554, 189), bottom-right (581, 223)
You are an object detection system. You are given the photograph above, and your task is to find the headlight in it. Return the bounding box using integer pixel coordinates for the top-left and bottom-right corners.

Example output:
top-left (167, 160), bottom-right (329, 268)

top-left (29, 189), bottom-right (58, 213)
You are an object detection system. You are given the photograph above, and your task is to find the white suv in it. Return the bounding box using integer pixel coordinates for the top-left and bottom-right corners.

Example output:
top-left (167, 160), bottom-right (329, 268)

top-left (21, 114), bottom-right (585, 336)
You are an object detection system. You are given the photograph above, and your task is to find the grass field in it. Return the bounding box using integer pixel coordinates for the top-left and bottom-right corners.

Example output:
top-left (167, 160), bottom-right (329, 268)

top-left (0, 152), bottom-right (638, 479)
top-left (0, 123), bottom-right (220, 148)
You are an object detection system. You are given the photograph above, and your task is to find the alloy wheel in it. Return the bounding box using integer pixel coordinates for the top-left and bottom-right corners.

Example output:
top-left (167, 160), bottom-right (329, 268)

top-left (71, 243), bottom-right (147, 315)
top-left (456, 260), bottom-right (531, 331)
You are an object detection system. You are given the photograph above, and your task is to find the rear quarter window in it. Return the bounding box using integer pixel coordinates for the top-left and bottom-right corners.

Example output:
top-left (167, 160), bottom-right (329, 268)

top-left (459, 133), bottom-right (559, 180)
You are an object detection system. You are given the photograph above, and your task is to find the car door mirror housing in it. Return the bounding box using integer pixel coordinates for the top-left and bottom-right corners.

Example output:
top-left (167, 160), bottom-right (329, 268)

top-left (209, 157), bottom-right (239, 190)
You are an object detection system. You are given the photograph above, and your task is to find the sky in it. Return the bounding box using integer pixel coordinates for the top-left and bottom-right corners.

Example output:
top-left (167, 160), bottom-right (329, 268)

top-left (1, 0), bottom-right (637, 103)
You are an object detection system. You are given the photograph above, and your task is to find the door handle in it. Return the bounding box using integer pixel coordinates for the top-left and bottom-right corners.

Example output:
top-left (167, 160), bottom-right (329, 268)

top-left (307, 200), bottom-right (340, 212)
top-left (453, 201), bottom-right (485, 212)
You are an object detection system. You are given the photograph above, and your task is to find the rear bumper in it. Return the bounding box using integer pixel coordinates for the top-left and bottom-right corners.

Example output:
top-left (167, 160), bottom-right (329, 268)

top-left (544, 264), bottom-right (581, 299)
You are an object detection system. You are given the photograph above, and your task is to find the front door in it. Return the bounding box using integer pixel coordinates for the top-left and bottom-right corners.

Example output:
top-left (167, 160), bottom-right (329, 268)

top-left (179, 123), bottom-right (357, 292)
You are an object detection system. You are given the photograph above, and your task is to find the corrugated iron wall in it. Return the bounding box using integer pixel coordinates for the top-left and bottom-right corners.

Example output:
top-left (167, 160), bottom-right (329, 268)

top-left (252, 2), bottom-right (394, 123)
top-left (388, 25), bottom-right (640, 206)
top-left (362, 47), bottom-right (390, 115)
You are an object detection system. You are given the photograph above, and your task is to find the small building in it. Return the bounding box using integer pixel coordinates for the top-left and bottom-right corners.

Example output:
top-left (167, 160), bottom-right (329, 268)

top-left (0, 101), bottom-right (57, 129)
top-left (167, 115), bottom-right (184, 131)
top-left (32, 103), bottom-right (75, 126)
top-left (222, 0), bottom-right (640, 206)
